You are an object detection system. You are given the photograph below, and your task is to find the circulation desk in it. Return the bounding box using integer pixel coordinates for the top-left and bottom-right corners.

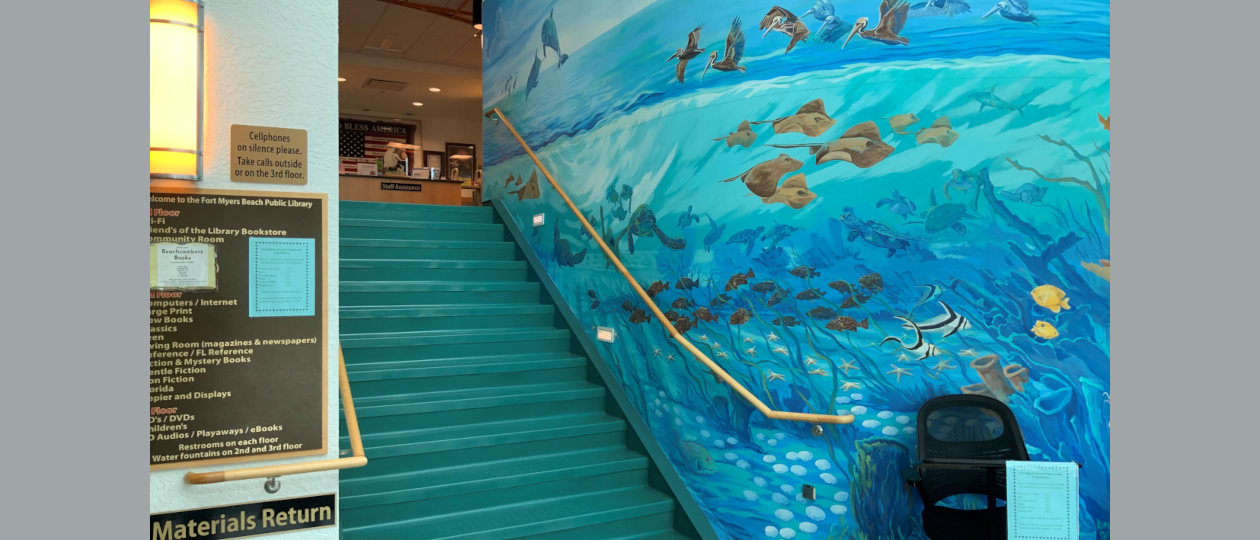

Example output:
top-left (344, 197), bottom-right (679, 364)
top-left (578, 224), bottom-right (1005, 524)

top-left (339, 174), bottom-right (464, 206)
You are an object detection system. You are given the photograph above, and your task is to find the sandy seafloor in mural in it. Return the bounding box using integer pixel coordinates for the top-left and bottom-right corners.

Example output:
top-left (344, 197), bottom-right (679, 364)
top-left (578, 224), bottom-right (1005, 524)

top-left (483, 2), bottom-right (1110, 538)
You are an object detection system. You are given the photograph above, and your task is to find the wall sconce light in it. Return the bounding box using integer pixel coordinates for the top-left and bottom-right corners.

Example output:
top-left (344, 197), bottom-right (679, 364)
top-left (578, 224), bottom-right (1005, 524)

top-left (150, 0), bottom-right (203, 181)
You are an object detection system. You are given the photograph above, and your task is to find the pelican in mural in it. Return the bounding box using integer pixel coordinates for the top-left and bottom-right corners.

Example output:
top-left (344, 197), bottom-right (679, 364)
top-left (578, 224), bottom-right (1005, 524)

top-left (667, 25), bottom-right (705, 83)
top-left (800, 0), bottom-right (852, 43)
top-left (702, 17), bottom-right (747, 80)
top-left (909, 0), bottom-right (972, 18)
top-left (843, 0), bottom-right (911, 48)
top-left (982, 0), bottom-right (1039, 25)
top-left (759, 6), bottom-right (811, 53)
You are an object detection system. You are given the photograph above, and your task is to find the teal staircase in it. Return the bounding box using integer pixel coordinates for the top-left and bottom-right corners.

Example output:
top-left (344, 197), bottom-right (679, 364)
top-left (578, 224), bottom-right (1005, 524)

top-left (337, 201), bottom-right (711, 540)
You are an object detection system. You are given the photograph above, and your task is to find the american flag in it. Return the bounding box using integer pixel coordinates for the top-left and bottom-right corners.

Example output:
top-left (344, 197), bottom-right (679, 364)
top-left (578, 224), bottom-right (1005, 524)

top-left (339, 120), bottom-right (411, 173)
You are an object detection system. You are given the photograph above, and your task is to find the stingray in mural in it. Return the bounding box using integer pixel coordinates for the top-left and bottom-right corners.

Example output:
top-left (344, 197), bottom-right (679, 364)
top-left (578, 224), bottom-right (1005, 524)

top-left (713, 120), bottom-right (757, 148)
top-left (552, 222), bottom-right (587, 267)
top-left (502, 173), bottom-right (516, 187)
top-left (667, 25), bottom-right (705, 83)
top-left (702, 17), bottom-right (747, 80)
top-left (508, 170), bottom-right (540, 201)
top-left (525, 49), bottom-right (542, 98)
top-left (982, 0), bottom-right (1039, 25)
top-left (909, 0), bottom-right (972, 17)
top-left (769, 121), bottom-right (894, 167)
top-left (540, 9), bottom-right (569, 67)
top-left (885, 113), bottom-right (921, 135)
top-left (750, 98), bottom-right (836, 137)
top-left (916, 116), bottom-right (960, 147)
top-left (759, 6), bottom-right (811, 53)
top-left (718, 153), bottom-right (803, 198)
top-left (760, 174), bottom-right (817, 209)
top-left (843, 0), bottom-right (912, 48)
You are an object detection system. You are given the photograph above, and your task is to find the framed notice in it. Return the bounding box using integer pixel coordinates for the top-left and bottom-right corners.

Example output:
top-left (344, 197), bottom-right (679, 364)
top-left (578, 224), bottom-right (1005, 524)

top-left (446, 142), bottom-right (476, 187)
top-left (1007, 461), bottom-right (1080, 540)
top-left (229, 125), bottom-right (309, 185)
top-left (423, 150), bottom-right (445, 179)
top-left (149, 187), bottom-right (327, 470)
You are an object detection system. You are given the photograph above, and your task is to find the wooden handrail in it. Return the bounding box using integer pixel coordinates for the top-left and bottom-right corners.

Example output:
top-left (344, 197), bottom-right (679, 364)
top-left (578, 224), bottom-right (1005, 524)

top-left (185, 346), bottom-right (368, 484)
top-left (484, 108), bottom-right (853, 426)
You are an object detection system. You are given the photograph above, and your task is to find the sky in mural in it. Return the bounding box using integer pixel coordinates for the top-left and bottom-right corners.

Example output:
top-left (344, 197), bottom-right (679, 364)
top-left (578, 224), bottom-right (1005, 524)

top-left (483, 1), bottom-right (1110, 539)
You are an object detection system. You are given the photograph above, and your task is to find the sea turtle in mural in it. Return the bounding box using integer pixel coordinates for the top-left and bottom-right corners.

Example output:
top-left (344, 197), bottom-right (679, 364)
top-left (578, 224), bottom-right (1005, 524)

top-left (840, 207), bottom-right (921, 257)
top-left (912, 188), bottom-right (971, 235)
top-left (761, 223), bottom-right (803, 249)
top-left (876, 189), bottom-right (917, 220)
top-left (1000, 182), bottom-right (1049, 204)
top-left (623, 204), bottom-right (686, 254)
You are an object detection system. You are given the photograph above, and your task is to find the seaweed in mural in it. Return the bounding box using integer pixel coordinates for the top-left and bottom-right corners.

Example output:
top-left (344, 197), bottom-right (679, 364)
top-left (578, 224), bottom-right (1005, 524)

top-left (483, 0), bottom-right (1110, 538)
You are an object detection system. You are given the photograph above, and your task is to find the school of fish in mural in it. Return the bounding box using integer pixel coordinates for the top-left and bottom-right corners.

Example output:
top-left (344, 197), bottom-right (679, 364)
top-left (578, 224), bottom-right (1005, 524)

top-left (483, 1), bottom-right (1110, 538)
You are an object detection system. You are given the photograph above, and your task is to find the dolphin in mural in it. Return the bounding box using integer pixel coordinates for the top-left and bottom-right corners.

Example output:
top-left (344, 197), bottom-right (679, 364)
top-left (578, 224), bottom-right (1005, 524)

top-left (525, 49), bottom-right (542, 98)
top-left (540, 9), bottom-right (570, 66)
top-left (750, 98), bottom-right (836, 137)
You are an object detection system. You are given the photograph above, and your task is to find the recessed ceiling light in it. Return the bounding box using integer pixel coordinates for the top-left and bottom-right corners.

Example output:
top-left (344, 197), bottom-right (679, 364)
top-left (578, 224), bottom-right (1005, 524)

top-left (428, 87), bottom-right (441, 93)
top-left (337, 77), bottom-right (346, 82)
top-left (412, 102), bottom-right (424, 106)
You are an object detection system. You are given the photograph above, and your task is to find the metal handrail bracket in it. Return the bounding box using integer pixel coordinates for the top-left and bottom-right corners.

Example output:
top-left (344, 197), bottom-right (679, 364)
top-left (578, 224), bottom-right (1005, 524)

top-left (184, 346), bottom-right (368, 484)
top-left (484, 108), bottom-right (853, 426)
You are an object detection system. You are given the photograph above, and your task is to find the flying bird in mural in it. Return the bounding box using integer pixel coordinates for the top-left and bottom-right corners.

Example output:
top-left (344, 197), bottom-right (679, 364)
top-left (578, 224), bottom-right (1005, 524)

top-left (525, 49), bottom-right (542, 98)
top-left (713, 120), bottom-right (758, 148)
top-left (769, 121), bottom-right (895, 167)
top-left (982, 0), bottom-right (1039, 25)
top-left (844, 0), bottom-right (912, 48)
top-left (540, 9), bottom-right (570, 67)
top-left (750, 98), bottom-right (836, 137)
top-left (759, 6), bottom-right (811, 53)
top-left (702, 17), bottom-right (747, 80)
top-left (667, 25), bottom-right (706, 83)
top-left (909, 0), bottom-right (972, 17)
top-left (801, 0), bottom-right (853, 43)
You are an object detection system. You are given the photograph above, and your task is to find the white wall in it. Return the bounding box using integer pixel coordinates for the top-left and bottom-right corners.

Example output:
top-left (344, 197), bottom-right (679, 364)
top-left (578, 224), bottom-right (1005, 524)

top-left (150, 1), bottom-right (341, 538)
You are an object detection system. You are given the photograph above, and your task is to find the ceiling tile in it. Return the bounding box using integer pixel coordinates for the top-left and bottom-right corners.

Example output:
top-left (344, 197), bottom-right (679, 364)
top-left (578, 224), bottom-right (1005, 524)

top-left (404, 15), bottom-right (475, 63)
top-left (339, 0), bottom-right (388, 52)
top-left (362, 4), bottom-right (439, 56)
top-left (447, 38), bottom-right (482, 68)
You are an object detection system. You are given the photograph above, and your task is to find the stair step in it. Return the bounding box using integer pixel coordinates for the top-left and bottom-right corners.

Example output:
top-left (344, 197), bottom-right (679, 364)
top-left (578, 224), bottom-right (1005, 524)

top-left (340, 259), bottom-right (527, 282)
top-left (511, 513), bottom-right (685, 540)
top-left (341, 219), bottom-right (506, 241)
top-left (340, 201), bottom-right (495, 223)
top-left (346, 412), bottom-right (626, 460)
top-left (341, 239), bottom-right (516, 261)
top-left (340, 482), bottom-right (674, 540)
top-left (340, 303), bottom-right (554, 333)
top-left (341, 328), bottom-right (571, 363)
top-left (340, 281), bottom-right (539, 306)
top-left (351, 380), bottom-right (604, 414)
top-left (341, 446), bottom-right (648, 509)
top-left (345, 352), bottom-right (587, 379)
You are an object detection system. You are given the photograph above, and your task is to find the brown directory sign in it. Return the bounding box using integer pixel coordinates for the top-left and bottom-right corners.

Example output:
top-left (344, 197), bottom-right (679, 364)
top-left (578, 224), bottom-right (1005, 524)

top-left (150, 187), bottom-right (327, 470)
top-left (230, 125), bottom-right (309, 185)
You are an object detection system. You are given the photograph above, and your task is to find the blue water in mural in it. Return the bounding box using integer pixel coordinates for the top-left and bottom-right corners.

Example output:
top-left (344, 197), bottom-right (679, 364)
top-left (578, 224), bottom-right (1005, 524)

top-left (483, 2), bottom-right (1110, 539)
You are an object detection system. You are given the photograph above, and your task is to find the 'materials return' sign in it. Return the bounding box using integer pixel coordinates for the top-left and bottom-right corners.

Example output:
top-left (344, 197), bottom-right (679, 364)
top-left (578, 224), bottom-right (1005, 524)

top-left (151, 494), bottom-right (335, 540)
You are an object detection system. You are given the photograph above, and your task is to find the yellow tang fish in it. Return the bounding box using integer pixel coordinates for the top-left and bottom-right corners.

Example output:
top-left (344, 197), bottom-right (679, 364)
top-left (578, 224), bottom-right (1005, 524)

top-left (1031, 284), bottom-right (1070, 313)
top-left (1032, 321), bottom-right (1059, 340)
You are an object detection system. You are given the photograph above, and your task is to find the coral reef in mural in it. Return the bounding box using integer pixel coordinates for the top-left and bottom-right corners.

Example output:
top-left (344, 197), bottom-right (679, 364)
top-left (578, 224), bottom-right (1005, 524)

top-left (483, 1), bottom-right (1109, 538)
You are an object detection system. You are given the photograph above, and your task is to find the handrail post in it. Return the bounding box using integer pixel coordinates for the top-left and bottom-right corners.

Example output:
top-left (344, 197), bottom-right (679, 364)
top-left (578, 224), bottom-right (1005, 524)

top-left (484, 108), bottom-right (853, 426)
top-left (183, 346), bottom-right (369, 485)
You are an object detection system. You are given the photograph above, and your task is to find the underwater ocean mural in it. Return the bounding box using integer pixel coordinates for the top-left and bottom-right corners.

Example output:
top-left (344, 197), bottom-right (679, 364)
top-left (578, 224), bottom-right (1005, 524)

top-left (482, 1), bottom-right (1110, 538)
